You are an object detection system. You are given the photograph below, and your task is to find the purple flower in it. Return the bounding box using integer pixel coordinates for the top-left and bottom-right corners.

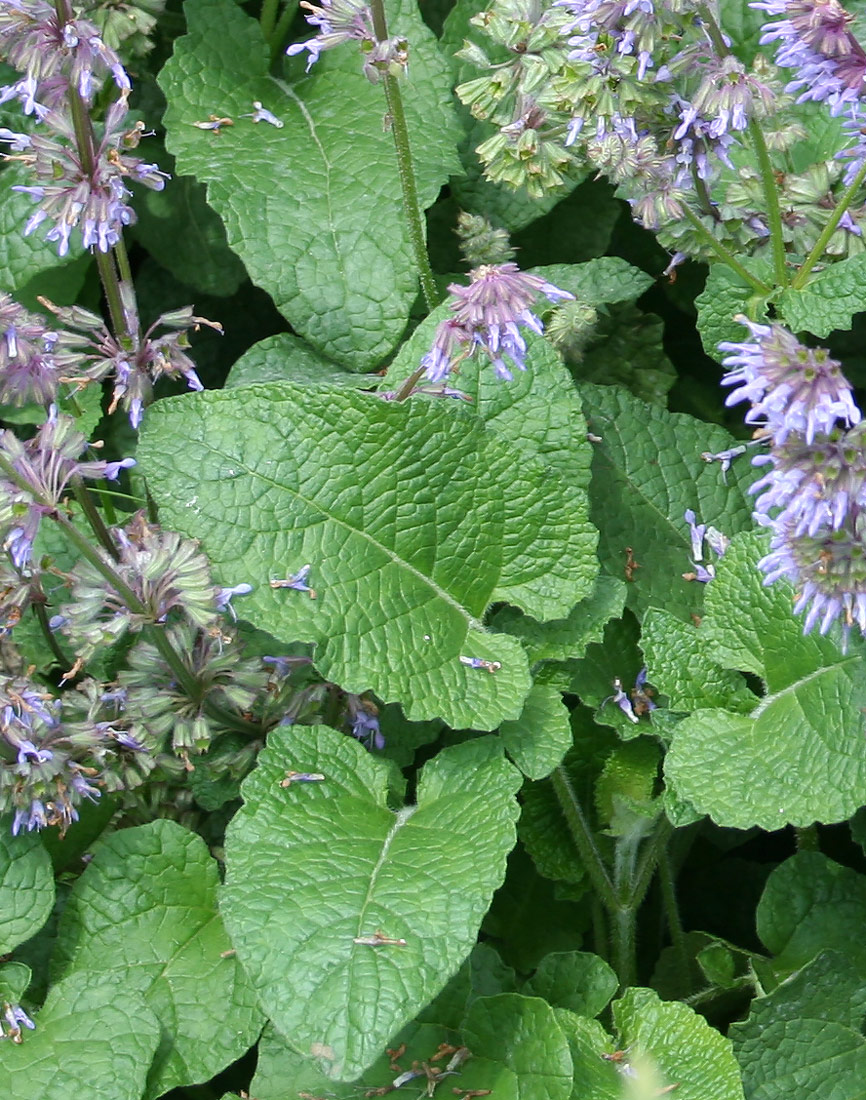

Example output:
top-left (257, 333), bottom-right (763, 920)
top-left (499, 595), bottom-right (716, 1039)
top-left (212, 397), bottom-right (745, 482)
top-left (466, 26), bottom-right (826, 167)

top-left (602, 678), bottom-right (639, 723)
top-left (215, 582), bottom-right (253, 619)
top-left (719, 318), bottom-right (861, 443)
top-left (421, 263), bottom-right (573, 384)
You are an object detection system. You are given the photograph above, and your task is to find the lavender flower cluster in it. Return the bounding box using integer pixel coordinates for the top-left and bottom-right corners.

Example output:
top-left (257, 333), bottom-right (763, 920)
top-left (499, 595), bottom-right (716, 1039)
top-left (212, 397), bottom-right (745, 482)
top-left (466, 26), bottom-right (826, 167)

top-left (458, 0), bottom-right (866, 269)
top-left (720, 318), bottom-right (866, 645)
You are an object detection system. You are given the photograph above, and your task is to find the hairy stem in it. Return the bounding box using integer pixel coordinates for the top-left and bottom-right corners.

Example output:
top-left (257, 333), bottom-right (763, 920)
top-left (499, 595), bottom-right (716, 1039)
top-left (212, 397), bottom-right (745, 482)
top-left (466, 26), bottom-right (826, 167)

top-left (369, 0), bottom-right (440, 311)
top-left (792, 158), bottom-right (866, 289)
top-left (551, 765), bottom-right (616, 908)
top-left (681, 207), bottom-right (771, 293)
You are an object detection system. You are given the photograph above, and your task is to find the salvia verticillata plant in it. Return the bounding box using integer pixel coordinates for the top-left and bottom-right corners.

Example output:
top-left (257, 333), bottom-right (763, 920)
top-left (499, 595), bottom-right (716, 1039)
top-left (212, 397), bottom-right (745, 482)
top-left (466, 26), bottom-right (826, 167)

top-left (4, 0), bottom-right (866, 1094)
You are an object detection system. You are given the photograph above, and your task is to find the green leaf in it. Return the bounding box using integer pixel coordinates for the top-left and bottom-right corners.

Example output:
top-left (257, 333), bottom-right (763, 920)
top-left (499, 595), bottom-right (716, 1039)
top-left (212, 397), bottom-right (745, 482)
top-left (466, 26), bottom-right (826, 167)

top-left (731, 952), bottom-right (866, 1100)
top-left (459, 993), bottom-right (574, 1100)
top-left (613, 987), bottom-right (745, 1100)
top-left (385, 322), bottom-right (595, 492)
top-left (52, 819), bottom-right (263, 1099)
top-left (491, 575), bottom-right (627, 665)
top-left (139, 383), bottom-right (596, 728)
top-left (225, 333), bottom-right (372, 390)
top-left (523, 952), bottom-right (617, 1018)
top-left (250, 990), bottom-right (571, 1099)
top-left (778, 254), bottom-right (866, 337)
top-left (580, 304), bottom-right (677, 407)
top-left (595, 738), bottom-right (661, 831)
top-left (580, 382), bottom-right (759, 620)
top-left (556, 1011), bottom-right (620, 1100)
top-left (0, 961), bottom-right (31, 1004)
top-left (0, 970), bottom-right (160, 1099)
top-left (695, 264), bottom-right (770, 359)
top-left (531, 258), bottom-right (654, 307)
top-left (641, 607), bottom-right (756, 712)
top-left (0, 826), bottom-right (54, 954)
top-left (756, 853), bottom-right (866, 976)
top-left (221, 727), bottom-right (521, 1080)
top-left (664, 532), bottom-right (866, 829)
top-left (132, 173), bottom-right (247, 297)
top-left (500, 680), bottom-right (572, 780)
top-left (159, 0), bottom-right (461, 369)
top-left (483, 844), bottom-right (589, 971)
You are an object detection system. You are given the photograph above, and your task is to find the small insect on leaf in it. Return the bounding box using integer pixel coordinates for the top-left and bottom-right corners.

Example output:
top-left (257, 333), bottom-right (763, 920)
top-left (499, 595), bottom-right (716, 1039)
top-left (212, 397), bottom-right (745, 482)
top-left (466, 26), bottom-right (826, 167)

top-left (353, 931), bottom-right (408, 946)
top-left (279, 770), bottom-right (326, 787)
top-left (191, 115), bottom-right (234, 133)
top-left (459, 655), bottom-right (501, 673)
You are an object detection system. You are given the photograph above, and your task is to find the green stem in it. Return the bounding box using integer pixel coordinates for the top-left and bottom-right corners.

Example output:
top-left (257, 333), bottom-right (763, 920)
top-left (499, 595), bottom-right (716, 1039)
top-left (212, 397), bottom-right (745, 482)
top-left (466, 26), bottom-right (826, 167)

top-left (72, 479), bottom-right (120, 560)
top-left (748, 118), bottom-right (789, 287)
top-left (795, 824), bottom-right (820, 851)
top-left (611, 905), bottom-right (637, 991)
top-left (696, 4), bottom-right (787, 287)
top-left (680, 206), bottom-right (771, 293)
top-left (270, 3), bottom-right (298, 65)
top-left (551, 765), bottom-right (617, 908)
top-left (792, 158), bottom-right (866, 289)
top-left (32, 601), bottom-right (72, 669)
top-left (394, 365), bottom-right (426, 402)
top-left (628, 815), bottom-right (672, 910)
top-left (368, 0), bottom-right (440, 312)
top-left (658, 847), bottom-right (690, 983)
top-left (261, 0), bottom-right (280, 39)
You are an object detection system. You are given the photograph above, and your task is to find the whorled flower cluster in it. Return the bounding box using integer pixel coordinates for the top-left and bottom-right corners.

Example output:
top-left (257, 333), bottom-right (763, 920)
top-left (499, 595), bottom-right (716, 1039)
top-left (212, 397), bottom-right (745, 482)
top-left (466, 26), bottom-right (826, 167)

top-left (0, 409), bottom-right (134, 570)
top-left (719, 318), bottom-right (866, 645)
top-left (0, 672), bottom-right (157, 837)
top-left (755, 0), bottom-right (866, 184)
top-left (58, 511), bottom-right (241, 660)
top-left (286, 0), bottom-right (408, 83)
top-left (420, 263), bottom-right (573, 383)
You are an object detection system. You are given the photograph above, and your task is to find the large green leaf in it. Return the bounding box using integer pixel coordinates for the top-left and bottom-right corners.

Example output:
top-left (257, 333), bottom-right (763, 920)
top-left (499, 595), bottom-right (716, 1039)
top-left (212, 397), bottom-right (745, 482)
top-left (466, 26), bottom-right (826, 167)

top-left (52, 820), bottom-right (263, 1099)
top-left (158, 0), bottom-right (461, 369)
top-left (579, 383), bottom-right (758, 621)
top-left (612, 987), bottom-right (745, 1100)
top-left (731, 952), bottom-right (866, 1100)
top-left (499, 680), bottom-right (572, 780)
top-left (664, 532), bottom-right (866, 829)
top-left (756, 853), bottom-right (866, 977)
top-left (0, 826), bottom-right (54, 954)
top-left (778, 254), bottom-right (866, 338)
top-left (385, 321), bottom-right (595, 492)
top-left (220, 727), bottom-right (521, 1080)
top-left (0, 970), bottom-right (160, 1099)
top-left (522, 951), bottom-right (617, 1018)
top-left (138, 383), bottom-right (597, 729)
top-left (251, 990), bottom-right (572, 1099)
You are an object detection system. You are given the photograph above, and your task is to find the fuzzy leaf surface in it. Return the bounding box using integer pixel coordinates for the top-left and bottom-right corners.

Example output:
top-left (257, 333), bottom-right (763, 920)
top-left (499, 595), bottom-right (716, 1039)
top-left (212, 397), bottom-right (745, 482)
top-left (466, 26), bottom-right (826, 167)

top-left (778, 254), bottom-right (866, 338)
top-left (0, 971), bottom-right (160, 1099)
top-left (499, 680), bottom-right (572, 779)
top-left (579, 383), bottom-right (757, 620)
top-left (220, 727), bottom-right (522, 1080)
top-left (0, 826), bottom-right (54, 954)
top-left (492, 575), bottom-right (627, 664)
top-left (613, 987), bottom-right (745, 1100)
top-left (159, 0), bottom-right (460, 368)
top-left (641, 607), bottom-right (756, 712)
top-left (756, 853), bottom-right (866, 976)
top-left (664, 533), bottom-right (866, 829)
top-left (52, 819), bottom-right (263, 1099)
top-left (139, 383), bottom-right (596, 728)
top-left (385, 320), bottom-right (595, 492)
